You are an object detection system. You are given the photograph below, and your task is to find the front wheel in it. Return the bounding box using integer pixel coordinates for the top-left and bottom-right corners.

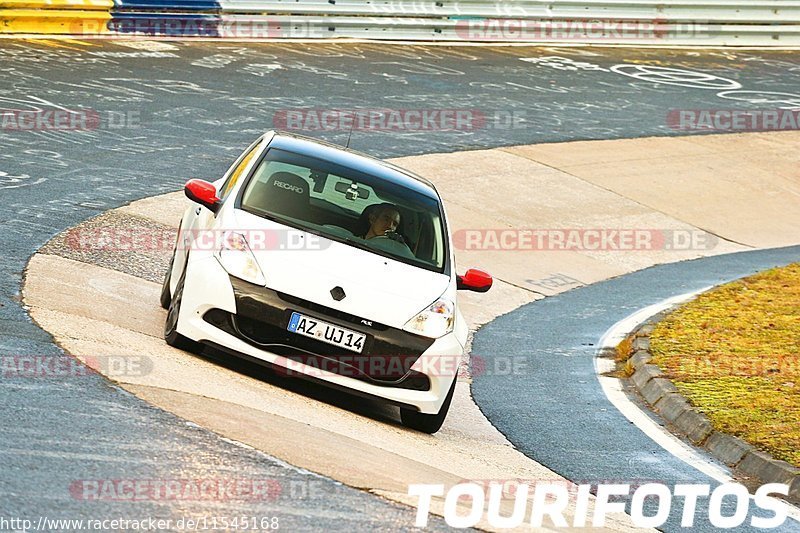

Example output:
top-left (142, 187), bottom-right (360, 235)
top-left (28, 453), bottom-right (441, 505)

top-left (164, 260), bottom-right (203, 353)
top-left (159, 250), bottom-right (175, 310)
top-left (400, 376), bottom-right (457, 434)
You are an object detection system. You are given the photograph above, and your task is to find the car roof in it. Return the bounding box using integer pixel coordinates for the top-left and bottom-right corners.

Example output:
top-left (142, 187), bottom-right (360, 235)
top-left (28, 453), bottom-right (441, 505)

top-left (265, 131), bottom-right (441, 201)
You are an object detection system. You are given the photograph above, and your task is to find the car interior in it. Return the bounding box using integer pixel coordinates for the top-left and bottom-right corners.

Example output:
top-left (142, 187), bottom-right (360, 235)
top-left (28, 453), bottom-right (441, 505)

top-left (240, 166), bottom-right (442, 268)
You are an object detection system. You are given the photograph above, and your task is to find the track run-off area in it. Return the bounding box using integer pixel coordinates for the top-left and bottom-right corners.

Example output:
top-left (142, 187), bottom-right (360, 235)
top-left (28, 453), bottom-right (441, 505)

top-left (2, 39), bottom-right (800, 530)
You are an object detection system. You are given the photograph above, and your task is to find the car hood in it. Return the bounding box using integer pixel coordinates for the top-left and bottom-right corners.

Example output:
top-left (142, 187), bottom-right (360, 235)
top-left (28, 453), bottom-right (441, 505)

top-left (231, 210), bottom-right (452, 328)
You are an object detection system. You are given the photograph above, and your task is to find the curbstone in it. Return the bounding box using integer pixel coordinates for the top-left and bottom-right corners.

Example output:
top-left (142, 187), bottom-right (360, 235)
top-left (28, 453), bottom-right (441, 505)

top-left (654, 392), bottom-right (692, 424)
top-left (597, 346), bottom-right (616, 359)
top-left (674, 409), bottom-right (713, 445)
top-left (706, 432), bottom-right (755, 467)
top-left (739, 451), bottom-right (800, 486)
top-left (632, 336), bottom-right (650, 351)
top-left (632, 364), bottom-right (662, 390)
top-left (641, 378), bottom-right (678, 405)
top-left (651, 311), bottom-right (670, 323)
top-left (625, 313), bottom-right (800, 501)
top-left (629, 350), bottom-right (652, 370)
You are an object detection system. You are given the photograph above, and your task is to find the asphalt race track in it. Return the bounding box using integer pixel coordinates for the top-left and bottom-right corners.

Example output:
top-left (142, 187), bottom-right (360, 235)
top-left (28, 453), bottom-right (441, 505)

top-left (2, 40), bottom-right (800, 528)
top-left (472, 246), bottom-right (800, 533)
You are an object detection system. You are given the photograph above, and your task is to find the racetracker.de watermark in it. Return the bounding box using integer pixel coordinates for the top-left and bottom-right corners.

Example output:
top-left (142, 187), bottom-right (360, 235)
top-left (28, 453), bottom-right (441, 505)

top-left (0, 355), bottom-right (152, 378)
top-left (453, 19), bottom-right (709, 41)
top-left (453, 229), bottom-right (718, 251)
top-left (73, 19), bottom-right (329, 38)
top-left (273, 109), bottom-right (491, 132)
top-left (70, 479), bottom-right (282, 502)
top-left (0, 109), bottom-right (140, 131)
top-left (662, 356), bottom-right (800, 377)
top-left (668, 109), bottom-right (800, 131)
top-left (273, 354), bottom-right (522, 380)
top-left (64, 228), bottom-right (333, 253)
top-left (69, 478), bottom-right (331, 502)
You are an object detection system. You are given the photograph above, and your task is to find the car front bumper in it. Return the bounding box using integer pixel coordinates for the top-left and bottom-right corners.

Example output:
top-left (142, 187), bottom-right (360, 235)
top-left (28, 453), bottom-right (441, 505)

top-left (176, 254), bottom-right (465, 414)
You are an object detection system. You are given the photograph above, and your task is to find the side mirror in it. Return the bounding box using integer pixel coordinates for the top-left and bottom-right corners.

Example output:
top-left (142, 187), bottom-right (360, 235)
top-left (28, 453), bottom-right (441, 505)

top-left (457, 269), bottom-right (493, 292)
top-left (185, 179), bottom-right (221, 214)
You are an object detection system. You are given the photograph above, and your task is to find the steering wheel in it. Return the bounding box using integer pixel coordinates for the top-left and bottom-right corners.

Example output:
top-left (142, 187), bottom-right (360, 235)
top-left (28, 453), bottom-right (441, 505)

top-left (374, 231), bottom-right (405, 244)
top-left (370, 232), bottom-right (415, 258)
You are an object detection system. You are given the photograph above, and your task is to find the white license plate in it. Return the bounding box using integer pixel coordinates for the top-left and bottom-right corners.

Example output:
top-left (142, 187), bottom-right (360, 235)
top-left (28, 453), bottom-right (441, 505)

top-left (287, 312), bottom-right (366, 353)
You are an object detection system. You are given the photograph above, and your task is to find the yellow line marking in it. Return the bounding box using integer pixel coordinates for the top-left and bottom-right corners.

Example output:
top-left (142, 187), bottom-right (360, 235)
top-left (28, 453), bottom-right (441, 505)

top-left (24, 38), bottom-right (60, 47)
top-left (60, 38), bottom-right (94, 46)
top-left (24, 38), bottom-right (88, 51)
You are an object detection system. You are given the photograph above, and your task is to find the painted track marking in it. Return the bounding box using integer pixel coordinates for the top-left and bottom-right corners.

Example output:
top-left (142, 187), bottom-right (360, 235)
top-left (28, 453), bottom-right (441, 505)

top-left (595, 289), bottom-right (800, 523)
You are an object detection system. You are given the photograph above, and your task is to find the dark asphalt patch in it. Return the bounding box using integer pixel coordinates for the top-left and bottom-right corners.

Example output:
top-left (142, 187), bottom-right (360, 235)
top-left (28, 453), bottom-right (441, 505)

top-left (472, 246), bottom-right (800, 533)
top-left (39, 210), bottom-right (175, 284)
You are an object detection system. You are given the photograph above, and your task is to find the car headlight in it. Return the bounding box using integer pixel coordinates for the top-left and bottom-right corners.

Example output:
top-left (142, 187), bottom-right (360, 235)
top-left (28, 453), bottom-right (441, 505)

top-left (214, 231), bottom-right (266, 286)
top-left (403, 297), bottom-right (455, 338)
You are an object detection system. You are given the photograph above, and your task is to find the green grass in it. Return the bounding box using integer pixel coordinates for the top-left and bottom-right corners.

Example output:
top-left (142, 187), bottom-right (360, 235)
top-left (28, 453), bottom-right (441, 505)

top-left (650, 263), bottom-right (800, 466)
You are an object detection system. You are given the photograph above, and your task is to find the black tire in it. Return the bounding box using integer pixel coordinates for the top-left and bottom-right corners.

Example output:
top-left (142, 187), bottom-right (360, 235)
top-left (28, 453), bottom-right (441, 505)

top-left (400, 376), bottom-right (457, 434)
top-left (159, 250), bottom-right (175, 310)
top-left (164, 260), bottom-right (203, 353)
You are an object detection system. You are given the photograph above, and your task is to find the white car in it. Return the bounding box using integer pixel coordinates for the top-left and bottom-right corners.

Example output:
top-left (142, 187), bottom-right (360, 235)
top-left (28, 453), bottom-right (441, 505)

top-left (160, 131), bottom-right (492, 433)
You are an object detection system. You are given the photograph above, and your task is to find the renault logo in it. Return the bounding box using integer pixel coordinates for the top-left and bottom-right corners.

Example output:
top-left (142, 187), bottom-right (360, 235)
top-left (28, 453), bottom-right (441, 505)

top-left (330, 286), bottom-right (346, 301)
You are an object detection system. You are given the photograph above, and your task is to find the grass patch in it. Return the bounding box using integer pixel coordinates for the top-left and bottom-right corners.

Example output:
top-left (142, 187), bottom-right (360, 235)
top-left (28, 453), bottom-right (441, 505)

top-left (616, 335), bottom-right (636, 378)
top-left (603, 334), bottom-right (636, 378)
top-left (616, 335), bottom-right (634, 363)
top-left (650, 263), bottom-right (800, 467)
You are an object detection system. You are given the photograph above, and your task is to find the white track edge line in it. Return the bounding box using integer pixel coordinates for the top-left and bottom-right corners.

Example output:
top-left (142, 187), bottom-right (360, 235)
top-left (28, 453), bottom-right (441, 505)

top-left (594, 289), bottom-right (800, 524)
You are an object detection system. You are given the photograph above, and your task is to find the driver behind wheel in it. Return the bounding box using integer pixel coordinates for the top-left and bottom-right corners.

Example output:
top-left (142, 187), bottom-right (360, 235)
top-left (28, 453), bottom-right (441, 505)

top-left (360, 203), bottom-right (403, 242)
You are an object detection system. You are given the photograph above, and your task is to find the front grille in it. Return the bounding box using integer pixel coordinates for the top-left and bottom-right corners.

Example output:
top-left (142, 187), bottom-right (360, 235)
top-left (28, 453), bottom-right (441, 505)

top-left (202, 278), bottom-right (435, 392)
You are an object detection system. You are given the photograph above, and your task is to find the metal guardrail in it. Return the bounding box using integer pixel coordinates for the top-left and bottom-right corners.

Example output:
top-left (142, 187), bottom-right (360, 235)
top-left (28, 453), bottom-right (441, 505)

top-left (1, 0), bottom-right (799, 45)
top-left (210, 14), bottom-right (800, 45)
top-left (212, 0), bottom-right (800, 23)
top-left (113, 0), bottom-right (220, 9)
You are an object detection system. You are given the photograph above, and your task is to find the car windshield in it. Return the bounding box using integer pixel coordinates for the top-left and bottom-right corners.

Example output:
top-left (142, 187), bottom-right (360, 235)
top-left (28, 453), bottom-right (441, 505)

top-left (238, 148), bottom-right (447, 272)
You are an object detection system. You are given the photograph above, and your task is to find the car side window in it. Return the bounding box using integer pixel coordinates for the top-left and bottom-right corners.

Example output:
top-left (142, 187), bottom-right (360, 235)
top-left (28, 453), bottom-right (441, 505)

top-left (219, 141), bottom-right (260, 200)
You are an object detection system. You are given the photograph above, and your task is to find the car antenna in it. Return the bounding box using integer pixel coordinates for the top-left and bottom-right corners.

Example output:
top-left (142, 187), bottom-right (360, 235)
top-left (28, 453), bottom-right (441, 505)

top-left (345, 110), bottom-right (357, 150)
